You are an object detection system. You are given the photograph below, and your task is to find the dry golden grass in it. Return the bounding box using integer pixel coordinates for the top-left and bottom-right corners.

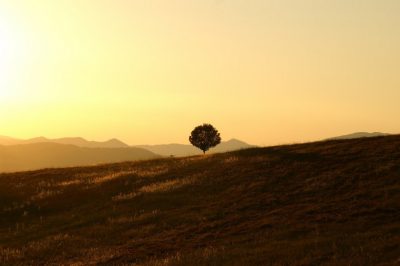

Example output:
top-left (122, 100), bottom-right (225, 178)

top-left (30, 189), bottom-right (62, 201)
top-left (112, 174), bottom-right (199, 201)
top-left (139, 176), bottom-right (197, 193)
top-left (0, 135), bottom-right (400, 265)
top-left (58, 179), bottom-right (83, 187)
top-left (107, 210), bottom-right (160, 225)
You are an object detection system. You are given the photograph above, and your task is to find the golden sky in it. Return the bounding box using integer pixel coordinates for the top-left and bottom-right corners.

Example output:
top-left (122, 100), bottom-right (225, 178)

top-left (1, 0), bottom-right (399, 146)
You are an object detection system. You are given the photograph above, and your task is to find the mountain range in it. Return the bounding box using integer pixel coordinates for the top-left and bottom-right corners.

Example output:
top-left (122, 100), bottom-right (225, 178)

top-left (0, 143), bottom-right (158, 173)
top-left (0, 136), bottom-right (129, 148)
top-left (0, 136), bottom-right (254, 172)
top-left (327, 132), bottom-right (390, 140)
top-left (0, 136), bottom-right (254, 156)
top-left (0, 132), bottom-right (390, 173)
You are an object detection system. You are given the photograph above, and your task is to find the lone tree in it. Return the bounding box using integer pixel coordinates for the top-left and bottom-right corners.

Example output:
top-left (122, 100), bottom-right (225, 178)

top-left (189, 123), bottom-right (221, 154)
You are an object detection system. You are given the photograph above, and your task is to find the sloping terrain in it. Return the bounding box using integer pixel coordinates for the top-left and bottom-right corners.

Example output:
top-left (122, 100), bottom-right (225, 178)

top-left (327, 132), bottom-right (390, 140)
top-left (0, 136), bottom-right (399, 265)
top-left (0, 143), bottom-right (159, 173)
top-left (136, 139), bottom-right (254, 157)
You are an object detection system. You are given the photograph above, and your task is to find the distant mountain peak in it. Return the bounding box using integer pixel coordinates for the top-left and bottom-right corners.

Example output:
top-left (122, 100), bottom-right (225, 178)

top-left (0, 135), bottom-right (129, 148)
top-left (225, 138), bottom-right (248, 144)
top-left (107, 138), bottom-right (123, 143)
top-left (328, 132), bottom-right (390, 140)
top-left (104, 138), bottom-right (129, 147)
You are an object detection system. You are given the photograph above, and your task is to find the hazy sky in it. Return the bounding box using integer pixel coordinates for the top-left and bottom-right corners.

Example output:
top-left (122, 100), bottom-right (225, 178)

top-left (1, 0), bottom-right (399, 146)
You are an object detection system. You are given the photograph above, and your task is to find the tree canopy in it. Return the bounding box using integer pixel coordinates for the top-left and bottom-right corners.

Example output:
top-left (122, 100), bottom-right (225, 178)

top-left (189, 124), bottom-right (221, 154)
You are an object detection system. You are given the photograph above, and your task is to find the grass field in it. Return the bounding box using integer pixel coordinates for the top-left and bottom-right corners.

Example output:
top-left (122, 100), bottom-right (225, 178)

top-left (1, 136), bottom-right (399, 265)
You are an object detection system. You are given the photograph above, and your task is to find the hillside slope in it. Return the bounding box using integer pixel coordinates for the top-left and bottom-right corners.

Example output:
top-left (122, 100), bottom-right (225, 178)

top-left (327, 132), bottom-right (390, 140)
top-left (0, 136), bottom-right (399, 265)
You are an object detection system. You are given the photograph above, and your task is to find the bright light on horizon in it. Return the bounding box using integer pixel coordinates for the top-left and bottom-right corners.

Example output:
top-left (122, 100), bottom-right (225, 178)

top-left (0, 0), bottom-right (399, 146)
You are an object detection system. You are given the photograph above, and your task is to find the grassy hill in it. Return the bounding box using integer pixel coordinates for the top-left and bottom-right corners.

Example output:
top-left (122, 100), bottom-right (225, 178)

top-left (0, 136), bottom-right (399, 265)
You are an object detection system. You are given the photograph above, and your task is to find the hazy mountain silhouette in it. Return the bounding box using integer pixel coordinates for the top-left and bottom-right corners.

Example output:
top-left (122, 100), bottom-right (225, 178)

top-left (0, 136), bottom-right (129, 148)
top-left (0, 135), bottom-right (22, 146)
top-left (0, 135), bottom-right (253, 160)
top-left (136, 139), bottom-right (255, 157)
top-left (0, 143), bottom-right (159, 173)
top-left (327, 132), bottom-right (390, 140)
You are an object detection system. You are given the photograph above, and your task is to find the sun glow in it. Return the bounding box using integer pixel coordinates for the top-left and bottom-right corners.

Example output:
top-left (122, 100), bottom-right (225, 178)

top-left (0, 27), bottom-right (14, 101)
top-left (0, 12), bottom-right (29, 103)
top-left (0, 87), bottom-right (11, 99)
top-left (0, 1), bottom-right (399, 145)
top-left (0, 12), bottom-right (17, 96)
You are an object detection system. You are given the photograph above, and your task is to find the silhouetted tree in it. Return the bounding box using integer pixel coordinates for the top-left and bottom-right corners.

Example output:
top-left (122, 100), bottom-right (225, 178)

top-left (189, 124), bottom-right (221, 154)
